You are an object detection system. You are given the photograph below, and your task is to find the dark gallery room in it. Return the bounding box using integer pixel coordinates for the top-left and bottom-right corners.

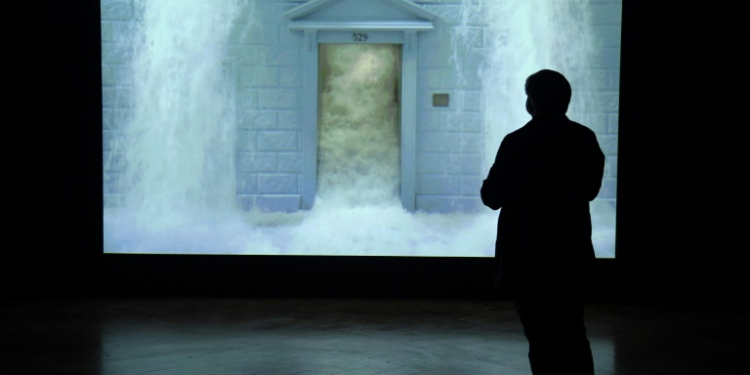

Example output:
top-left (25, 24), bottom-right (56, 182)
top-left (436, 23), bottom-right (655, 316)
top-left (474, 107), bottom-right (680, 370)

top-left (4, 1), bottom-right (747, 374)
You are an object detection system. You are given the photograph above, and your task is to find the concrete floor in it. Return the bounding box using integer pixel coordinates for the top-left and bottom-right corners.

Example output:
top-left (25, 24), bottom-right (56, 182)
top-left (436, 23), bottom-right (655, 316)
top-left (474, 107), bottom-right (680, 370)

top-left (1, 298), bottom-right (747, 375)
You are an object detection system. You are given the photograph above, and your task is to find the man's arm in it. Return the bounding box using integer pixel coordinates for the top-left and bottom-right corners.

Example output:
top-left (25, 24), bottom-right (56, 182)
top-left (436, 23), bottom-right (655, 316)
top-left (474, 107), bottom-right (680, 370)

top-left (481, 136), bottom-right (513, 210)
top-left (582, 130), bottom-right (605, 201)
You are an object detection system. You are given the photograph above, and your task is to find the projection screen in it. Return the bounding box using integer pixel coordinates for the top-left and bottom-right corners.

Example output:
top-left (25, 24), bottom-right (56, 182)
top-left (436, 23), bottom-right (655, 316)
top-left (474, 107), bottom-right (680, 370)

top-left (101, 0), bottom-right (621, 257)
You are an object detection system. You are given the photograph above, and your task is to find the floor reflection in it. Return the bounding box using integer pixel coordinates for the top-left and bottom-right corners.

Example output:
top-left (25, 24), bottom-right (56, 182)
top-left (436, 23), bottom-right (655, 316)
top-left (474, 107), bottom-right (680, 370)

top-left (3, 298), bottom-right (746, 375)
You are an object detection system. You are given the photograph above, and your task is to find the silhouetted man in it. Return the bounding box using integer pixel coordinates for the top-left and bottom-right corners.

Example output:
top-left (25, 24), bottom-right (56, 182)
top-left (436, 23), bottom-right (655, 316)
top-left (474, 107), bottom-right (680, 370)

top-left (481, 69), bottom-right (604, 375)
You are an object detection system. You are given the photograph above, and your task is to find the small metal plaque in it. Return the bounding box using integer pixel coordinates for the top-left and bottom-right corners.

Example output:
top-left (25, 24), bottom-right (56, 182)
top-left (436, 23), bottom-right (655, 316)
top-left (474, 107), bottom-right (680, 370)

top-left (433, 93), bottom-right (449, 107)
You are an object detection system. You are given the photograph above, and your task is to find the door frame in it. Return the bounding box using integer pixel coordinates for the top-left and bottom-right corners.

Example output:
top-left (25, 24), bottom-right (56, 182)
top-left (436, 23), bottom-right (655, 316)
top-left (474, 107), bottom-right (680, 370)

top-left (298, 29), bottom-right (418, 211)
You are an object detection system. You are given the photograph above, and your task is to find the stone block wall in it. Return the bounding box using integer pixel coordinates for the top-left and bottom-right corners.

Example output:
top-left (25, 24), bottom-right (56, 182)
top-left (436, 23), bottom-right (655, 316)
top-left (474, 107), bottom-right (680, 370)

top-left (101, 0), bottom-right (138, 208)
top-left (232, 1), bottom-right (305, 212)
top-left (590, 0), bottom-right (621, 209)
top-left (416, 0), bottom-right (487, 213)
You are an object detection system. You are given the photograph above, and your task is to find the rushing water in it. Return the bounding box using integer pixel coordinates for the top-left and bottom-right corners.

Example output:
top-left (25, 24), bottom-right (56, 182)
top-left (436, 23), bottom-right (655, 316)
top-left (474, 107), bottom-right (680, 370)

top-left (106, 0), bottom-right (241, 231)
top-left (103, 0), bottom-right (614, 257)
top-left (453, 0), bottom-right (616, 257)
top-left (317, 44), bottom-right (402, 206)
top-left (454, 0), bottom-right (600, 170)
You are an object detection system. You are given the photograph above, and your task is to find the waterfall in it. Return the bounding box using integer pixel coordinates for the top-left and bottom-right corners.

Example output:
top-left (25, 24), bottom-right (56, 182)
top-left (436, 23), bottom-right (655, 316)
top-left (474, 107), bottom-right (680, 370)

top-left (454, 0), bottom-right (616, 257)
top-left (113, 0), bottom-right (242, 230)
top-left (454, 0), bottom-right (599, 170)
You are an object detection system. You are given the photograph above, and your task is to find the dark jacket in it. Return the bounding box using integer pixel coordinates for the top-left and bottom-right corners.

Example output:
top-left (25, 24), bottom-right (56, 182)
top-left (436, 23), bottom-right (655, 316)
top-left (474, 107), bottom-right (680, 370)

top-left (481, 115), bottom-right (605, 298)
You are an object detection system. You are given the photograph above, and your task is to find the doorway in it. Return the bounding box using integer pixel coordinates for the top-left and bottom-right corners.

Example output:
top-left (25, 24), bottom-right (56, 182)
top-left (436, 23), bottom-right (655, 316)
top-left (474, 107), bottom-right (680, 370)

top-left (316, 44), bottom-right (402, 205)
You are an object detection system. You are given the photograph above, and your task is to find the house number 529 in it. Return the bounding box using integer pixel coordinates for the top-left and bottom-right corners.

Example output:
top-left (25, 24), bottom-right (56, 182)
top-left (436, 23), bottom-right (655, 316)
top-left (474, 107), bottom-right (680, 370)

top-left (352, 33), bottom-right (368, 42)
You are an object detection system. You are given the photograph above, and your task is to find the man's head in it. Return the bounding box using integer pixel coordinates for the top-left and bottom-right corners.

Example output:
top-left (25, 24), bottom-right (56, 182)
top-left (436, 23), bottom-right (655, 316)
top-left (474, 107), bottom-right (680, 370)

top-left (524, 69), bottom-right (572, 116)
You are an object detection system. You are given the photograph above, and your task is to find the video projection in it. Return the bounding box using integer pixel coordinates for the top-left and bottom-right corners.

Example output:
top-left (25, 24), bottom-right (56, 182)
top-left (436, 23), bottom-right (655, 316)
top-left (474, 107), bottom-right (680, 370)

top-left (102, 0), bottom-right (621, 257)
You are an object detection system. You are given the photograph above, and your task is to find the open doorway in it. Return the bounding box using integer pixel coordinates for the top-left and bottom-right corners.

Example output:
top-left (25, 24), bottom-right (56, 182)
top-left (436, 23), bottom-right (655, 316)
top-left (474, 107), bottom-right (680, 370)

top-left (317, 44), bottom-right (403, 206)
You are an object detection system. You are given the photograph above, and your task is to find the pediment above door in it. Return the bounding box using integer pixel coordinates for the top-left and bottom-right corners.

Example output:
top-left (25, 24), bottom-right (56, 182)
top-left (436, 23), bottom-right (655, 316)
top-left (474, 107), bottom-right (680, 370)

top-left (285, 0), bottom-right (439, 31)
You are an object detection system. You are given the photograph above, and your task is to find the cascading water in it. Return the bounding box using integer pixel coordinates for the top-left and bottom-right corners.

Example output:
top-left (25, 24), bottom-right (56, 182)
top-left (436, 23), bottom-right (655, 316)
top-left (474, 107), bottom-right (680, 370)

top-left (317, 44), bottom-right (402, 206)
top-left (109, 0), bottom-right (240, 225)
top-left (104, 0), bottom-right (246, 252)
top-left (454, 0), bottom-right (616, 257)
top-left (454, 0), bottom-right (599, 170)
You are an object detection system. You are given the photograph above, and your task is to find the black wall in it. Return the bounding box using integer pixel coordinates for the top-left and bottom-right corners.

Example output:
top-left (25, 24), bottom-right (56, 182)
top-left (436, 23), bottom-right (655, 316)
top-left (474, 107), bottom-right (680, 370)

top-left (13, 1), bottom-right (742, 304)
